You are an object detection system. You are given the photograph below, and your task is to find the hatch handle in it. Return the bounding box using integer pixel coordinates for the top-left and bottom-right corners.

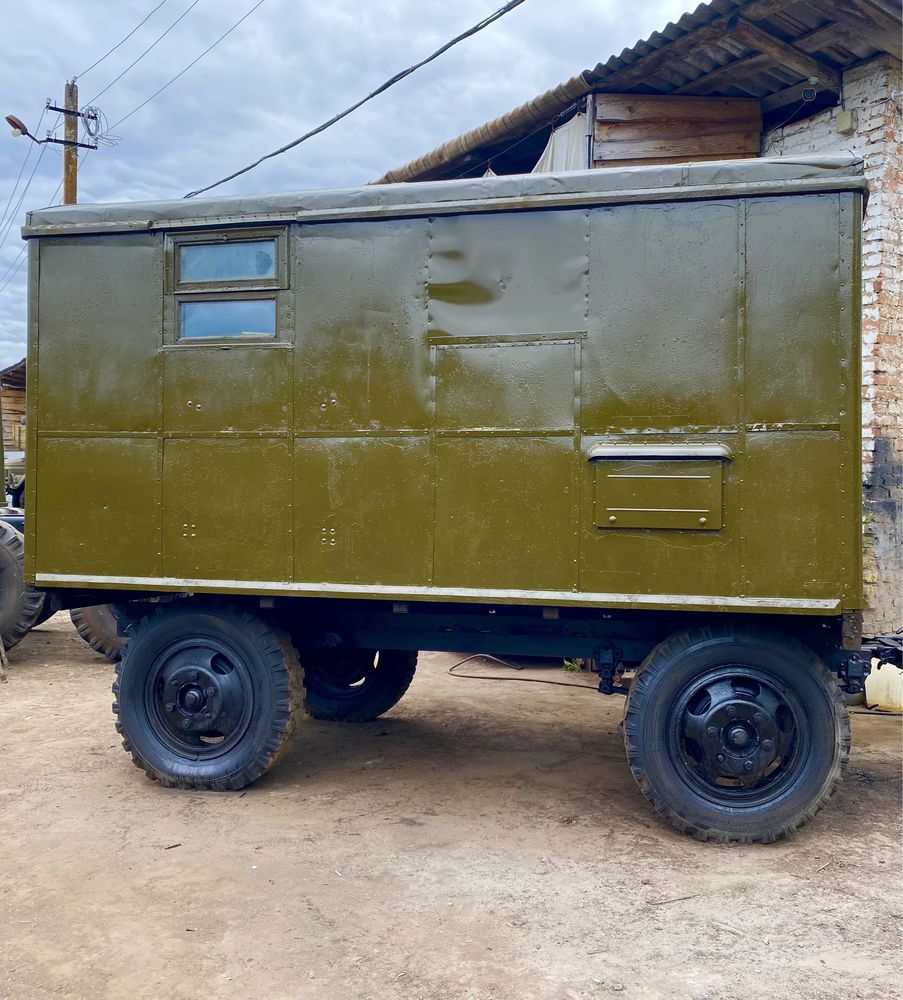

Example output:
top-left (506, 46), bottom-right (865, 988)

top-left (586, 443), bottom-right (733, 461)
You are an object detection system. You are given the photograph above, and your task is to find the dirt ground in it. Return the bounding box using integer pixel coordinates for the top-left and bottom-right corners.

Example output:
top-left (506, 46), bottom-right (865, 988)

top-left (1, 615), bottom-right (900, 1000)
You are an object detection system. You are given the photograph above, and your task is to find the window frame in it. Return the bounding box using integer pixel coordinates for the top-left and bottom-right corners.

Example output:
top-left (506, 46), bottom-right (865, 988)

top-left (164, 227), bottom-right (291, 346)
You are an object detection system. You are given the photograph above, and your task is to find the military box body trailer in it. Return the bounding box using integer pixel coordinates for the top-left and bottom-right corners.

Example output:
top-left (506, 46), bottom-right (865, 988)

top-left (22, 155), bottom-right (871, 841)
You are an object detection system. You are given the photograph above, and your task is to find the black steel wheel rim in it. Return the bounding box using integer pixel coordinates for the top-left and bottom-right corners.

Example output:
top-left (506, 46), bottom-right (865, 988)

top-left (145, 636), bottom-right (255, 758)
top-left (667, 664), bottom-right (809, 806)
top-left (306, 650), bottom-right (378, 701)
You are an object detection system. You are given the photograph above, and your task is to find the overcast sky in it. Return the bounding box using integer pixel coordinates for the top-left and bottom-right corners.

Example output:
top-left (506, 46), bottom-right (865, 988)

top-left (0, 0), bottom-right (691, 368)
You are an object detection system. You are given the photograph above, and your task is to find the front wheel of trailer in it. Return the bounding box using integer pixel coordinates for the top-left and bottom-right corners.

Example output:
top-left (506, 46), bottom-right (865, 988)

top-left (113, 602), bottom-right (304, 790)
top-left (621, 626), bottom-right (850, 843)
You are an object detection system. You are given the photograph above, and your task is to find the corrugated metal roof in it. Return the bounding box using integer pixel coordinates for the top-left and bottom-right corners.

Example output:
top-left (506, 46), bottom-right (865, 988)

top-left (375, 0), bottom-right (901, 184)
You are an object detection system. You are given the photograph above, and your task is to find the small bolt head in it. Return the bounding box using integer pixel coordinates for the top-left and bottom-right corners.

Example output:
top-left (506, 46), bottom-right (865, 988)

top-left (743, 760), bottom-right (754, 772)
top-left (706, 726), bottom-right (718, 738)
top-left (181, 718), bottom-right (192, 730)
top-left (716, 753), bottom-right (725, 763)
top-left (205, 686), bottom-right (215, 697)
top-left (165, 702), bottom-right (175, 713)
top-left (762, 739), bottom-right (773, 752)
top-left (754, 713), bottom-right (765, 724)
top-left (190, 671), bottom-right (199, 681)
top-left (726, 706), bottom-right (736, 719)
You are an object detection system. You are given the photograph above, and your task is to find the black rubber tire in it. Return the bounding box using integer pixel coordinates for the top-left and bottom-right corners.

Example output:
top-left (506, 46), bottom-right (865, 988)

top-left (303, 648), bottom-right (417, 721)
top-left (0, 521), bottom-right (43, 650)
top-left (621, 626), bottom-right (850, 844)
top-left (70, 604), bottom-right (140, 662)
top-left (33, 595), bottom-right (58, 627)
top-left (113, 601), bottom-right (304, 790)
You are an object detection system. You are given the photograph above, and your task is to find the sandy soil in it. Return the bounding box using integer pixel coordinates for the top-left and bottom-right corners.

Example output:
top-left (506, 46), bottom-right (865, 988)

top-left (0, 615), bottom-right (900, 1000)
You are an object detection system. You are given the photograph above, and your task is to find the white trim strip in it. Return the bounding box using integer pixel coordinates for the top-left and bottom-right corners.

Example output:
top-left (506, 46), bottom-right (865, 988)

top-left (34, 573), bottom-right (840, 612)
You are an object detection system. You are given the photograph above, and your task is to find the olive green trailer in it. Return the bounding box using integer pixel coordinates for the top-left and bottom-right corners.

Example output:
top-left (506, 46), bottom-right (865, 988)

top-left (22, 156), bottom-right (871, 841)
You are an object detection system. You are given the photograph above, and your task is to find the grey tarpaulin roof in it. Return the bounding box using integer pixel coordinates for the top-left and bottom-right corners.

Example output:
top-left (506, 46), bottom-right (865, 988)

top-left (23, 156), bottom-right (866, 238)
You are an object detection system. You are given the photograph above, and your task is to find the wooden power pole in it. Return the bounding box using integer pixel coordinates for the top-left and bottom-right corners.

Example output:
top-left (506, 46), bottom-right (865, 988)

top-left (63, 80), bottom-right (79, 205)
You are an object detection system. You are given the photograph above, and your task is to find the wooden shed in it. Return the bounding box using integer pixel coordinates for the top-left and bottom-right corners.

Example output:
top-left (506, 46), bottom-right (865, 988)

top-left (1, 358), bottom-right (26, 449)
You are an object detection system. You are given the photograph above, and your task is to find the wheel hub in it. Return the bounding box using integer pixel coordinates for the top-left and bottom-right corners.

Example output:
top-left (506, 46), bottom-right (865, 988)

top-left (148, 643), bottom-right (252, 753)
top-left (672, 667), bottom-right (800, 796)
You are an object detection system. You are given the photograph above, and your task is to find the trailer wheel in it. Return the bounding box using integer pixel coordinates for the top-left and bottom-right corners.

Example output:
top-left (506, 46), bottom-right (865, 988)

top-left (622, 627), bottom-right (850, 844)
top-left (113, 602), bottom-right (304, 790)
top-left (0, 521), bottom-right (44, 650)
top-left (303, 648), bottom-right (417, 721)
top-left (70, 604), bottom-right (140, 662)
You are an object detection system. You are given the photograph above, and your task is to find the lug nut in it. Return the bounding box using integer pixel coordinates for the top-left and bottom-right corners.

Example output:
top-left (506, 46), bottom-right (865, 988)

top-left (205, 687), bottom-right (215, 697)
top-left (762, 739), bottom-right (773, 752)
top-left (706, 726), bottom-right (718, 738)
top-left (743, 760), bottom-right (754, 772)
top-left (165, 702), bottom-right (175, 713)
top-left (181, 719), bottom-right (191, 730)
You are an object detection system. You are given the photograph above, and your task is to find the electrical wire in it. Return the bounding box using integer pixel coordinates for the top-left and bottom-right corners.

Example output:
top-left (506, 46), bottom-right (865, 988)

top-left (184, 0), bottom-right (530, 199)
top-left (75, 1), bottom-right (169, 81)
top-left (0, 144), bottom-right (48, 251)
top-left (0, 245), bottom-right (27, 294)
top-left (85, 0), bottom-right (202, 106)
top-left (110, 0), bottom-right (269, 131)
top-left (447, 654), bottom-right (615, 692)
top-left (0, 108), bottom-right (47, 235)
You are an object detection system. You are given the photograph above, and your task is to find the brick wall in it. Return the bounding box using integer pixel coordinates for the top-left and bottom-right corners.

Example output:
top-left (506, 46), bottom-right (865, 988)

top-left (763, 56), bottom-right (902, 635)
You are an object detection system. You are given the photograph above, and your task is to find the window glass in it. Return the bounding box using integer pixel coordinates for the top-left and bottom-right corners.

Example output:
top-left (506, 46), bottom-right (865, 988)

top-left (180, 240), bottom-right (276, 283)
top-left (180, 299), bottom-right (276, 339)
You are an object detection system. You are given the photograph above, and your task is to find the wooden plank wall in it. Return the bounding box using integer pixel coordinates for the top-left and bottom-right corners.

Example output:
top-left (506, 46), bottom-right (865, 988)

top-left (594, 94), bottom-right (763, 167)
top-left (2, 387), bottom-right (26, 448)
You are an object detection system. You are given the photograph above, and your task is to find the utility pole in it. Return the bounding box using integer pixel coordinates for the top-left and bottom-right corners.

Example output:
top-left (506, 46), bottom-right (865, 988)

top-left (5, 84), bottom-right (99, 206)
top-left (63, 80), bottom-right (78, 205)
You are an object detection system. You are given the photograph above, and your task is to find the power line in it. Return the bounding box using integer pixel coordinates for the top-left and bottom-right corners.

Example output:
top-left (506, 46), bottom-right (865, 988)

top-left (111, 0), bottom-right (269, 131)
top-left (0, 108), bottom-right (47, 234)
top-left (0, 144), bottom-right (48, 251)
top-left (184, 0), bottom-right (530, 199)
top-left (86, 0), bottom-right (202, 105)
top-left (76, 1), bottom-right (169, 81)
top-left (0, 246), bottom-right (27, 294)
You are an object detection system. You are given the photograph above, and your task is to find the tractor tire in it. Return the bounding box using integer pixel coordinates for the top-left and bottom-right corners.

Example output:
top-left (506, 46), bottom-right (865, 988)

top-left (70, 604), bottom-right (140, 662)
top-left (0, 521), bottom-right (43, 650)
top-left (113, 601), bottom-right (304, 790)
top-left (303, 648), bottom-right (417, 721)
top-left (621, 625), bottom-right (850, 844)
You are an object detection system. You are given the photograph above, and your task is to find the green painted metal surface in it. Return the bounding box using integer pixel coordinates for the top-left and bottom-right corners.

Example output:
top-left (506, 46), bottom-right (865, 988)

top-left (23, 158), bottom-right (866, 615)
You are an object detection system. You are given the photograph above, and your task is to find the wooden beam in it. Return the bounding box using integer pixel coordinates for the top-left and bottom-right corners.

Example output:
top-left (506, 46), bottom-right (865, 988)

top-left (845, 0), bottom-right (903, 56)
top-left (761, 80), bottom-right (832, 114)
top-left (727, 18), bottom-right (842, 92)
top-left (596, 0), bottom-right (795, 91)
top-left (673, 52), bottom-right (774, 95)
top-left (790, 22), bottom-right (856, 56)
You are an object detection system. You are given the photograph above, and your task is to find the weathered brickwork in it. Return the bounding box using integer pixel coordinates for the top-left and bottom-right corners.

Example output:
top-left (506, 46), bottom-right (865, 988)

top-left (764, 57), bottom-right (902, 634)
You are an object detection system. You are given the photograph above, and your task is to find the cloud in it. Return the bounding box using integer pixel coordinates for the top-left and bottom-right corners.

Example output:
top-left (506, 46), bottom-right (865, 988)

top-left (0, 0), bottom-right (690, 368)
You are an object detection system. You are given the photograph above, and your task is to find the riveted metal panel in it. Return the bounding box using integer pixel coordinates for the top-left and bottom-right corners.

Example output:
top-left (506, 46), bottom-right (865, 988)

top-left (743, 431), bottom-right (846, 600)
top-left (593, 458), bottom-right (723, 530)
top-left (583, 199), bottom-right (739, 431)
top-left (428, 210), bottom-right (588, 339)
top-left (163, 346), bottom-right (290, 433)
top-left (293, 437), bottom-right (432, 585)
top-left (434, 436), bottom-right (577, 591)
top-left (162, 439), bottom-right (291, 581)
top-left (435, 341), bottom-right (575, 431)
top-left (293, 219), bottom-right (430, 432)
top-left (36, 235), bottom-right (162, 433)
top-left (745, 194), bottom-right (842, 426)
top-left (35, 437), bottom-right (160, 577)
